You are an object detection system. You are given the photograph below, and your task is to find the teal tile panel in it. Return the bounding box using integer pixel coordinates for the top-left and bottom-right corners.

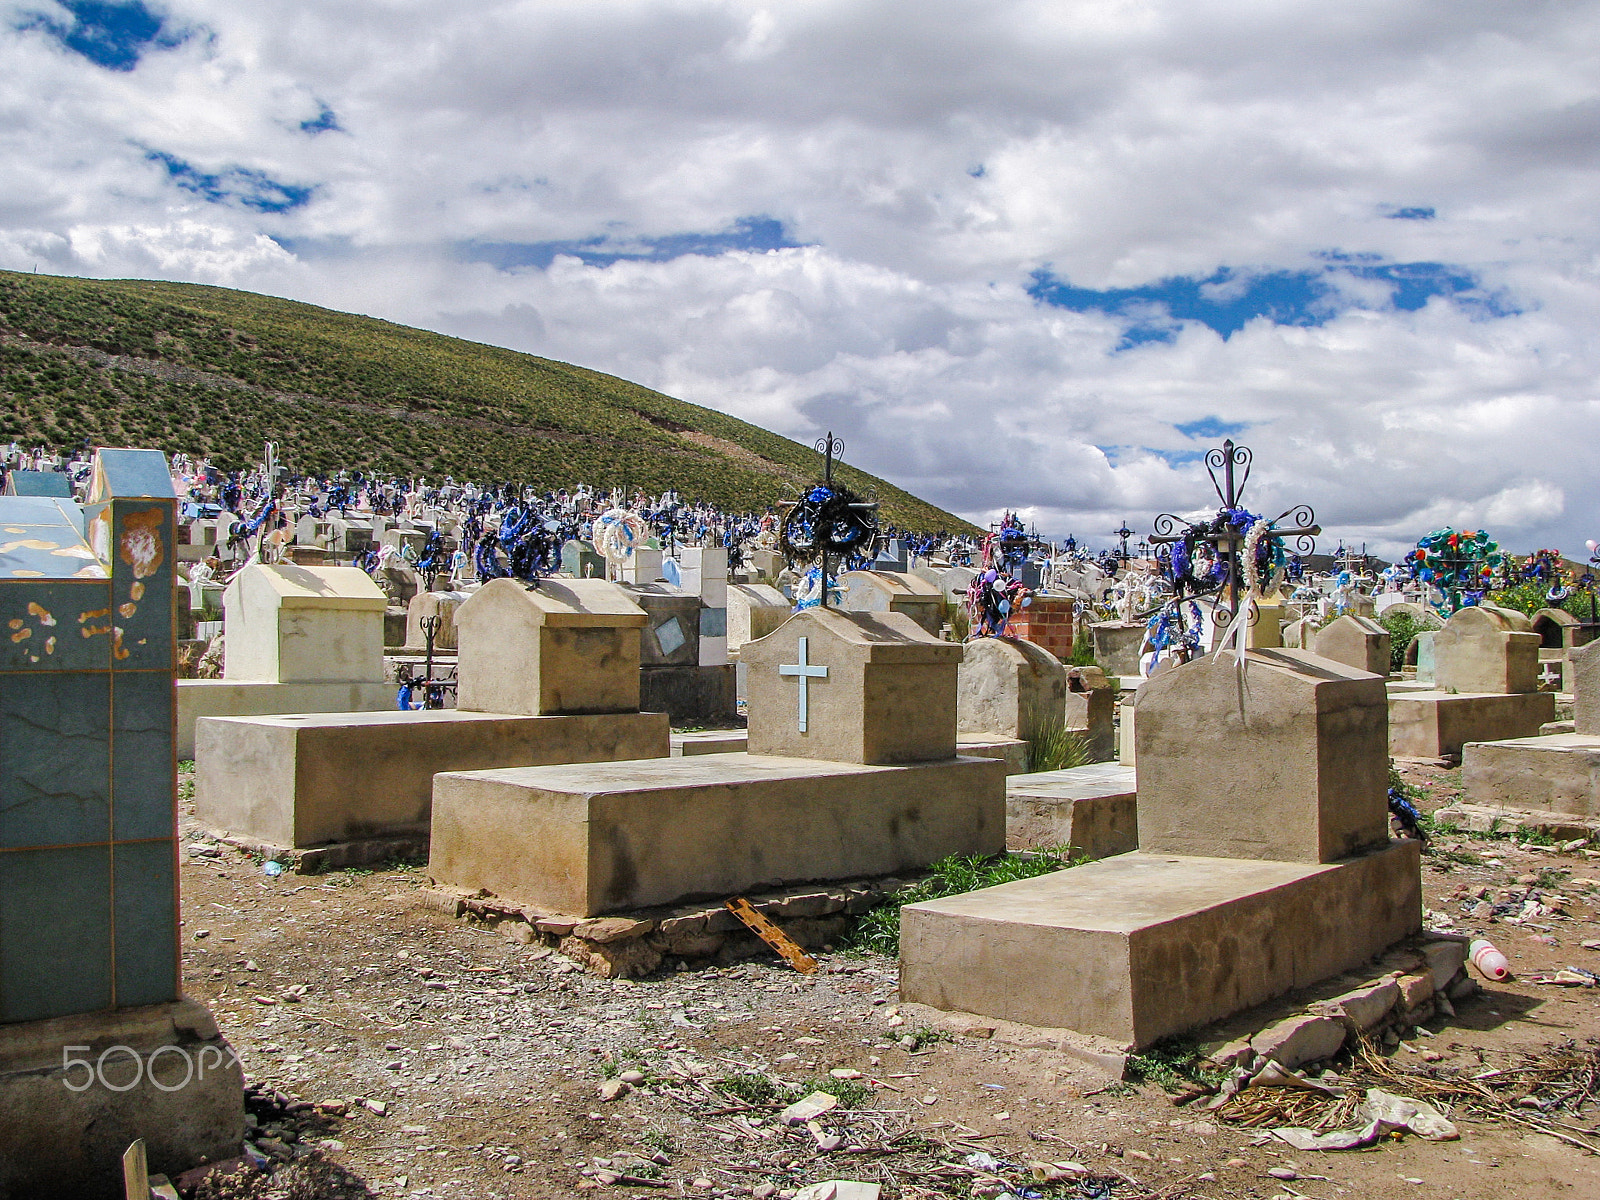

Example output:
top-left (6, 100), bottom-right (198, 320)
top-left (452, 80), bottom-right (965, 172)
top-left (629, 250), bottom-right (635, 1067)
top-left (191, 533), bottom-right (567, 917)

top-left (112, 672), bottom-right (175, 842)
top-left (112, 840), bottom-right (178, 1008)
top-left (0, 672), bottom-right (111, 849)
top-left (0, 579), bottom-right (113, 671)
top-left (6, 471), bottom-right (71, 498)
top-left (0, 504), bottom-right (105, 582)
top-left (0, 844), bottom-right (112, 1022)
top-left (91, 450), bottom-right (175, 502)
top-left (109, 501), bottom-right (175, 670)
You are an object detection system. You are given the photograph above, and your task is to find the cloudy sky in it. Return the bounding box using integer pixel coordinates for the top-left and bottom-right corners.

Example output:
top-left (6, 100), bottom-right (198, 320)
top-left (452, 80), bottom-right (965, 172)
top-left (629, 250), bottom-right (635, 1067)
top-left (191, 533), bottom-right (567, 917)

top-left (3, 1), bottom-right (1597, 555)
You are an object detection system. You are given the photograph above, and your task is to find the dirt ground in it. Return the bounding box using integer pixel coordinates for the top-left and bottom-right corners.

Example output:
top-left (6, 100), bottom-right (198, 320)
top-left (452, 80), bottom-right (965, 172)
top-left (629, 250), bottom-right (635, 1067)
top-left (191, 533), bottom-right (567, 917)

top-left (175, 762), bottom-right (1600, 1200)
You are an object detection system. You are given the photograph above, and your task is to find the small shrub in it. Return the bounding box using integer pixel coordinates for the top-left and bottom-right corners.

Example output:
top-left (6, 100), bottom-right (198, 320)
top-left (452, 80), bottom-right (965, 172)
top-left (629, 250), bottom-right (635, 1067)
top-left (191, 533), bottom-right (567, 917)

top-left (1125, 1038), bottom-right (1229, 1093)
top-left (717, 1073), bottom-right (780, 1107)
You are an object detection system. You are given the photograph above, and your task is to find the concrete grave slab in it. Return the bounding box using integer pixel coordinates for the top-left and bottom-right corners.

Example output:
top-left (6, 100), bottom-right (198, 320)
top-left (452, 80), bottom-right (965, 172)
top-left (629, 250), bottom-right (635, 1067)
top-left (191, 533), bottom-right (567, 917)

top-left (1388, 690), bottom-right (1556, 759)
top-left (1005, 762), bottom-right (1137, 857)
top-left (899, 842), bottom-right (1421, 1049)
top-left (1462, 732), bottom-right (1600, 821)
top-left (196, 708), bottom-right (668, 850)
top-left (430, 752), bottom-right (1006, 915)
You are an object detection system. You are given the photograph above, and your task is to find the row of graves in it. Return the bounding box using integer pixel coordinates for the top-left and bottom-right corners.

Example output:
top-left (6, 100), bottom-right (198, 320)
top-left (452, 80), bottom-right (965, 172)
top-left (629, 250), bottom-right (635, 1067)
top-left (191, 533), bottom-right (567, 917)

top-left (9, 439), bottom-right (1564, 1195)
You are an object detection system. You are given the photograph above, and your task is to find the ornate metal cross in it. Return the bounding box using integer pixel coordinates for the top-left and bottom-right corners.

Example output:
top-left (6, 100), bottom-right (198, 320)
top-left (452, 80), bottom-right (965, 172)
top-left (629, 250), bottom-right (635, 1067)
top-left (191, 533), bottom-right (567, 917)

top-left (1149, 438), bottom-right (1319, 622)
top-left (778, 635), bottom-right (829, 732)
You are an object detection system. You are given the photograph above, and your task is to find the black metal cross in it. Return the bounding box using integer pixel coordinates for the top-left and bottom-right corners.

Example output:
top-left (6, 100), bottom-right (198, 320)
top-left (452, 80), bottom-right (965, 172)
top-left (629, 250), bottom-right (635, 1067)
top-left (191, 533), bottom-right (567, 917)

top-left (1148, 438), bottom-right (1319, 621)
top-left (816, 432), bottom-right (841, 608)
top-left (1115, 520), bottom-right (1133, 561)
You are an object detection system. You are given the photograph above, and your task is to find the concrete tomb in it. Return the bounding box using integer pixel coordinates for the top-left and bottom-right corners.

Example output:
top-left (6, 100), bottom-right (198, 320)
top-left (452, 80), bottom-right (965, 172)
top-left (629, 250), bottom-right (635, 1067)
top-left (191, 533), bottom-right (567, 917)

top-left (1458, 640), bottom-right (1600, 830)
top-left (1389, 605), bottom-right (1555, 759)
top-left (175, 564), bottom-right (396, 757)
top-left (956, 635), bottom-right (1066, 742)
top-left (0, 450), bottom-right (242, 1198)
top-left (1005, 762), bottom-right (1137, 858)
top-left (627, 581), bottom-right (737, 724)
top-left (900, 648), bottom-right (1422, 1050)
top-left (429, 608), bottom-right (1006, 916)
top-left (1314, 614), bottom-right (1392, 678)
top-left (404, 587), bottom-right (473, 653)
top-left (1090, 621), bottom-right (1145, 677)
top-left (726, 582), bottom-right (791, 654)
top-left (1531, 606), bottom-right (1593, 691)
top-left (837, 569), bottom-right (945, 636)
top-left (194, 578), bottom-right (668, 859)
top-left (1064, 665), bottom-right (1116, 762)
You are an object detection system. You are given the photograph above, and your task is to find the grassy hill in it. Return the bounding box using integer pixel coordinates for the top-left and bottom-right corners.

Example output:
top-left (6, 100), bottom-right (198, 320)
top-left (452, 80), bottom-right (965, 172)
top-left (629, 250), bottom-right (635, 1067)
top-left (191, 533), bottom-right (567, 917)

top-left (0, 270), bottom-right (977, 533)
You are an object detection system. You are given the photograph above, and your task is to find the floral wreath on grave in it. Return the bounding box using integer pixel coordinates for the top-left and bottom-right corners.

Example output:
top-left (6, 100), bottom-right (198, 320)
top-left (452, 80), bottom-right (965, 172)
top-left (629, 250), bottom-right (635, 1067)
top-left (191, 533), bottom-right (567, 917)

top-left (777, 483), bottom-right (879, 571)
top-left (592, 507), bottom-right (648, 564)
top-left (1404, 527), bottom-right (1502, 608)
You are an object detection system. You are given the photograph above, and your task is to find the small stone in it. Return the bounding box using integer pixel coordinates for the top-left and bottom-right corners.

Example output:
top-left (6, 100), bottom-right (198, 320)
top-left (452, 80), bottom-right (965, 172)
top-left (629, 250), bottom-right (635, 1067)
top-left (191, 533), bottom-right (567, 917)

top-left (315, 1099), bottom-right (348, 1116)
top-left (753, 1185), bottom-right (777, 1199)
top-left (618, 1069), bottom-right (646, 1085)
top-left (598, 1079), bottom-right (631, 1101)
top-left (692, 1179), bottom-right (715, 1191)
top-left (829, 1068), bottom-right (863, 1080)
top-left (1582, 940), bottom-right (1600, 951)
top-left (1267, 1167), bottom-right (1298, 1181)
top-left (1124, 1149), bottom-right (1151, 1161)
top-left (1225, 1158), bottom-right (1248, 1169)
top-left (1421, 1049), bottom-right (1444, 1063)
top-left (363, 1099), bottom-right (388, 1116)
top-left (193, 929), bottom-right (210, 940)
top-left (1197, 1173), bottom-right (1216, 1183)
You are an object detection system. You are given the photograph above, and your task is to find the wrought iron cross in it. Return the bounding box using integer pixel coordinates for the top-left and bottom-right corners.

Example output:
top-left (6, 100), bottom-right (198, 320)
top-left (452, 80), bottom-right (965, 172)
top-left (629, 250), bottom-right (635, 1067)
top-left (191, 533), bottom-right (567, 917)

top-left (1115, 520), bottom-right (1133, 561)
top-left (778, 635), bottom-right (829, 732)
top-left (816, 432), bottom-right (841, 609)
top-left (1149, 438), bottom-right (1319, 621)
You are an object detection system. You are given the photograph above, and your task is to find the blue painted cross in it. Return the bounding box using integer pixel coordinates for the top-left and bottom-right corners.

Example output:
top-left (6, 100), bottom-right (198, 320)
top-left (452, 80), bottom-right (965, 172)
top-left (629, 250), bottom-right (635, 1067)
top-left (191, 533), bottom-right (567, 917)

top-left (778, 635), bottom-right (829, 732)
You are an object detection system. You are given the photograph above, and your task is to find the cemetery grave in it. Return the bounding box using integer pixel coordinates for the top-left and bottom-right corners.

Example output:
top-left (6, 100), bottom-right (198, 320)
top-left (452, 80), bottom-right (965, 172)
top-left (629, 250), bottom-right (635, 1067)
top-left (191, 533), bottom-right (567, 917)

top-left (160, 753), bottom-right (1600, 1200)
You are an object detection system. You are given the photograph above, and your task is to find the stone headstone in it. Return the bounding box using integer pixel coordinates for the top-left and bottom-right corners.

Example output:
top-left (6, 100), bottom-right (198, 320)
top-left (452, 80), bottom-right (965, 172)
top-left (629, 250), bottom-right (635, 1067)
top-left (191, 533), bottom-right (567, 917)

top-left (1434, 604), bottom-right (1539, 694)
top-left (726, 582), bottom-right (791, 653)
top-left (743, 608), bottom-right (963, 765)
top-left (1409, 630), bottom-right (1437, 682)
top-left (956, 636), bottom-right (1067, 740)
top-left (1248, 590), bottom-right (1286, 649)
top-left (455, 577), bottom-right (646, 715)
top-left (1064, 665), bottom-right (1115, 761)
top-left (837, 569), bottom-right (945, 636)
top-left (1091, 621), bottom-right (1145, 676)
top-left (1314, 614), bottom-right (1391, 677)
top-left (1573, 640), bottom-right (1600, 735)
top-left (406, 588), bottom-right (472, 651)
top-left (1135, 649), bottom-right (1390, 863)
top-left (222, 564), bottom-right (387, 684)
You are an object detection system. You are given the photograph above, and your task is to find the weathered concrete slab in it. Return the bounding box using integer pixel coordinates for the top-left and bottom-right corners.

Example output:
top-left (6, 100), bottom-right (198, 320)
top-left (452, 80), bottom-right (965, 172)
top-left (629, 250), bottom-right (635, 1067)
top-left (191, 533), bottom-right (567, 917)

top-left (176, 678), bottom-right (397, 758)
top-left (1461, 732), bottom-right (1600, 820)
top-left (1006, 763), bottom-right (1137, 857)
top-left (671, 729), bottom-right (748, 756)
top-left (1388, 690), bottom-right (1556, 759)
top-left (195, 709), bottom-right (669, 849)
top-left (899, 841), bottom-right (1422, 1049)
top-left (0, 997), bottom-right (243, 1200)
top-left (430, 752), bottom-right (1006, 916)
top-left (957, 734), bottom-right (1030, 775)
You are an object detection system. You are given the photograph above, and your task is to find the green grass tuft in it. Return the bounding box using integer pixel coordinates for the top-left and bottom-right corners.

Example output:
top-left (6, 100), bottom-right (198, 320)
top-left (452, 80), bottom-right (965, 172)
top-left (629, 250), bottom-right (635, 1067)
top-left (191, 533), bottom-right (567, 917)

top-left (846, 849), bottom-right (1081, 957)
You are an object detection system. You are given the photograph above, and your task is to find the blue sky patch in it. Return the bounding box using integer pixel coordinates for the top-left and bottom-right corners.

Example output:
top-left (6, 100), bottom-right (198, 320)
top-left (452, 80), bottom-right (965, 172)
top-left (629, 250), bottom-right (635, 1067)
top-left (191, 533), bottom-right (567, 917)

top-left (1174, 417), bottom-right (1248, 440)
top-left (300, 105), bottom-right (342, 135)
top-left (1387, 206), bottom-right (1436, 220)
top-left (459, 215), bottom-right (803, 270)
top-left (1029, 255), bottom-right (1515, 345)
top-left (146, 150), bottom-right (313, 213)
top-left (19, 0), bottom-right (187, 71)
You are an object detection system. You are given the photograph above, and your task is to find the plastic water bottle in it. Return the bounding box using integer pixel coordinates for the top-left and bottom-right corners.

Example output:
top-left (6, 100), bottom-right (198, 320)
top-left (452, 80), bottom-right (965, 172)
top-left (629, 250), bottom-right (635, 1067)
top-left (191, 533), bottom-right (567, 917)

top-left (1469, 937), bottom-right (1510, 981)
